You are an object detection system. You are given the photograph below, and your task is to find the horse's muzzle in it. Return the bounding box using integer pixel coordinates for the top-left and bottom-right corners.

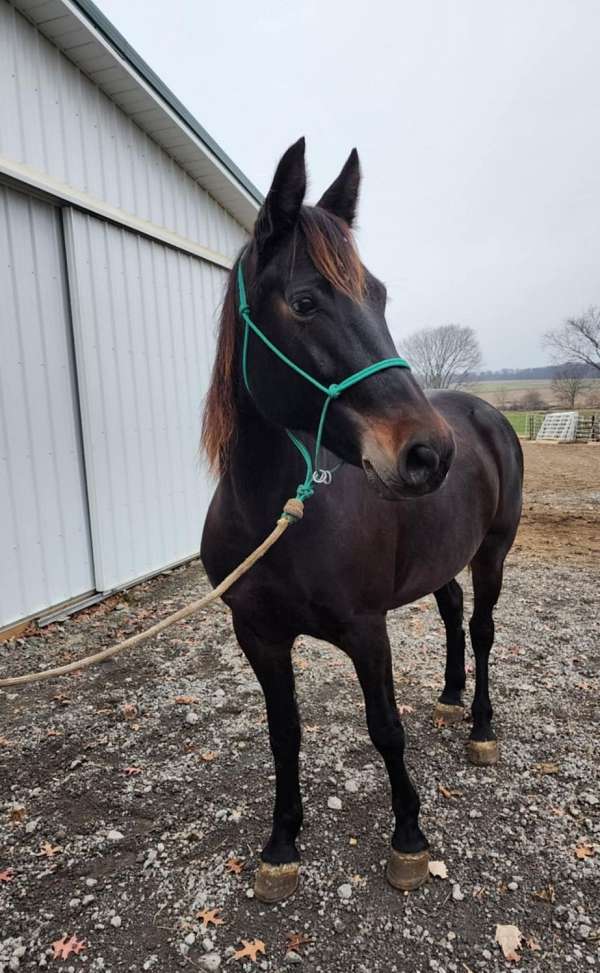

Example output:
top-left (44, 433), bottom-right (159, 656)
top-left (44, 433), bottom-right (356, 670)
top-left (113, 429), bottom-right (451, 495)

top-left (361, 427), bottom-right (455, 500)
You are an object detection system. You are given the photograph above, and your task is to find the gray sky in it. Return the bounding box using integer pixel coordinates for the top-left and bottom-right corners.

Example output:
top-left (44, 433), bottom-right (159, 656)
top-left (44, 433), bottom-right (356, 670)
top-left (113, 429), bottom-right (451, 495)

top-left (99, 0), bottom-right (600, 370)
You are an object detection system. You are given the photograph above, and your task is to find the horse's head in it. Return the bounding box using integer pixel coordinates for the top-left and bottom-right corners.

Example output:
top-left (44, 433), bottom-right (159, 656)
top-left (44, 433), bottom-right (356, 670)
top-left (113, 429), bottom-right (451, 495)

top-left (207, 138), bottom-right (455, 499)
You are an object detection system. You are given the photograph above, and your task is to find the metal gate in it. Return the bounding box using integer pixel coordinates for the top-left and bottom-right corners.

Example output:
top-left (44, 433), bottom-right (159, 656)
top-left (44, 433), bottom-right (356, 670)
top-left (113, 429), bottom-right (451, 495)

top-left (0, 185), bottom-right (95, 628)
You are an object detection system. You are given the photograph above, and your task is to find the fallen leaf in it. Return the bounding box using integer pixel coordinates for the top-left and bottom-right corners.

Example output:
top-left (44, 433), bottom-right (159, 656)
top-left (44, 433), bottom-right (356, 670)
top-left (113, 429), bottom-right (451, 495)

top-left (428, 860), bottom-right (448, 880)
top-left (225, 857), bottom-right (245, 875)
top-left (304, 725), bottom-right (320, 733)
top-left (39, 842), bottom-right (62, 858)
top-left (286, 931), bottom-right (312, 951)
top-left (0, 868), bottom-right (14, 882)
top-left (51, 934), bottom-right (86, 960)
top-left (197, 908), bottom-right (224, 928)
top-left (46, 729), bottom-right (62, 738)
top-left (575, 842), bottom-right (595, 860)
top-left (533, 884), bottom-right (555, 903)
top-left (534, 762), bottom-right (560, 776)
top-left (174, 695), bottom-right (198, 705)
top-left (123, 766), bottom-right (142, 776)
top-left (495, 923), bottom-right (523, 962)
top-left (199, 751), bottom-right (218, 763)
top-left (9, 806), bottom-right (27, 825)
top-left (0, 737), bottom-right (12, 747)
top-left (234, 939), bottom-right (266, 962)
top-left (121, 703), bottom-right (137, 720)
top-left (438, 784), bottom-right (462, 799)
top-left (349, 837), bottom-right (358, 846)
top-left (434, 717), bottom-right (446, 729)
top-left (526, 936), bottom-right (541, 952)
top-left (398, 704), bottom-right (414, 716)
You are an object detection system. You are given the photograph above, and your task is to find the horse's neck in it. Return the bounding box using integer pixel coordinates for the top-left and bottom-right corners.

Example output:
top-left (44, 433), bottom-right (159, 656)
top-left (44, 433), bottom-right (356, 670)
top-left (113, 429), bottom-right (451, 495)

top-left (227, 404), bottom-right (302, 519)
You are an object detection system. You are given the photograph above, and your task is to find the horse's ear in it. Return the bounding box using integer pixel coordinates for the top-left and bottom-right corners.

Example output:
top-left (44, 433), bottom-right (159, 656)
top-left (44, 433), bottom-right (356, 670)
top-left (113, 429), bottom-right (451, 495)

top-left (317, 148), bottom-right (360, 226)
top-left (253, 138), bottom-right (306, 264)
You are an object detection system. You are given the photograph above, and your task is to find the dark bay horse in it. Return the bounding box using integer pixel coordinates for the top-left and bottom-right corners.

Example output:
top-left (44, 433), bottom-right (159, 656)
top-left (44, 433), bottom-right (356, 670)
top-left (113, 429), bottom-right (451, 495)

top-left (201, 139), bottom-right (523, 902)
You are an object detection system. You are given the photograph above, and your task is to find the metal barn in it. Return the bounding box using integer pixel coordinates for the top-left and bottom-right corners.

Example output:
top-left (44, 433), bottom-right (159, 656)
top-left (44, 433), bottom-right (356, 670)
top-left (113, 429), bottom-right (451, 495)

top-left (0, 0), bottom-right (261, 633)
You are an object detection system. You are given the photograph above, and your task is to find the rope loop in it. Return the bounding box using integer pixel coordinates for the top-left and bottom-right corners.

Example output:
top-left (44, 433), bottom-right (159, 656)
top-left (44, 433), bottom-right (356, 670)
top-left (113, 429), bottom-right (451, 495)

top-left (328, 383), bottom-right (341, 399)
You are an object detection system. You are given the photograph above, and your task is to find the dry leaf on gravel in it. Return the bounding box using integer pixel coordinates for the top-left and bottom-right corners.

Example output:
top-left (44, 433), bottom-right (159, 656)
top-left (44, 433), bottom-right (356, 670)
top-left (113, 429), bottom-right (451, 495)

top-left (123, 766), bottom-right (142, 776)
top-left (398, 704), bottom-right (414, 715)
top-left (534, 762), bottom-right (560, 776)
top-left (9, 806), bottom-right (27, 825)
top-left (52, 934), bottom-right (86, 960)
top-left (225, 857), bottom-right (245, 875)
top-left (428, 860), bottom-right (448, 879)
top-left (39, 842), bottom-right (62, 858)
top-left (438, 784), bottom-right (462, 799)
top-left (286, 932), bottom-right (312, 951)
top-left (304, 725), bottom-right (320, 733)
top-left (234, 939), bottom-right (265, 962)
top-left (526, 936), bottom-right (541, 952)
top-left (0, 737), bottom-right (12, 747)
top-left (0, 868), bottom-right (14, 882)
top-left (121, 703), bottom-right (137, 720)
top-left (199, 751), bottom-right (218, 762)
top-left (495, 924), bottom-right (523, 962)
top-left (197, 908), bottom-right (224, 928)
top-left (174, 695), bottom-right (198, 705)
top-left (575, 842), bottom-right (595, 860)
top-left (533, 884), bottom-right (555, 903)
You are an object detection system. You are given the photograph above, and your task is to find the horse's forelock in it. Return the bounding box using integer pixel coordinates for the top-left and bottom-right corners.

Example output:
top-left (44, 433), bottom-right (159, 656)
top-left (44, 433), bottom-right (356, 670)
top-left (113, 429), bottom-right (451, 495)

top-left (299, 207), bottom-right (365, 302)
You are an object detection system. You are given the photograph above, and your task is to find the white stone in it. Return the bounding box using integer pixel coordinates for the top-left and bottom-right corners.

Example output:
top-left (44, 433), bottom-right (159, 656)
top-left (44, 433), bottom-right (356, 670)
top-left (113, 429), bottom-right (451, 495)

top-left (337, 883), bottom-right (352, 900)
top-left (110, 916), bottom-right (122, 928)
top-left (107, 830), bottom-right (124, 842)
top-left (327, 796), bottom-right (342, 810)
top-left (199, 954), bottom-right (221, 972)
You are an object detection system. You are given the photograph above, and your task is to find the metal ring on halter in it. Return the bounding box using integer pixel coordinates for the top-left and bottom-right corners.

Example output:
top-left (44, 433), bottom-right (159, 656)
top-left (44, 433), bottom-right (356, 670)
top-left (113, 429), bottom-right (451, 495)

top-left (312, 469), bottom-right (333, 485)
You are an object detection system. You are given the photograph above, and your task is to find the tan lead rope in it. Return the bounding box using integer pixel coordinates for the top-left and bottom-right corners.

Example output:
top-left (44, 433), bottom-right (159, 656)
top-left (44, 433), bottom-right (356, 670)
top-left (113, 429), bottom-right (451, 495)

top-left (0, 499), bottom-right (304, 689)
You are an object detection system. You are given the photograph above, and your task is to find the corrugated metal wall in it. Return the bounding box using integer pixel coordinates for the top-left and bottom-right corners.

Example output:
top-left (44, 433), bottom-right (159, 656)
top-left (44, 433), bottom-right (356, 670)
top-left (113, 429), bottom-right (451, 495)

top-left (64, 209), bottom-right (223, 592)
top-left (0, 0), bottom-right (247, 261)
top-left (0, 185), bottom-right (95, 627)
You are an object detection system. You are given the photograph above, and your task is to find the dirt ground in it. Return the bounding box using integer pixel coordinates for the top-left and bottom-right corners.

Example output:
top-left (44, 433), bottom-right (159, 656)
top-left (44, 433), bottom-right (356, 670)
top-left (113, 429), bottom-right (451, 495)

top-left (1, 442), bottom-right (599, 973)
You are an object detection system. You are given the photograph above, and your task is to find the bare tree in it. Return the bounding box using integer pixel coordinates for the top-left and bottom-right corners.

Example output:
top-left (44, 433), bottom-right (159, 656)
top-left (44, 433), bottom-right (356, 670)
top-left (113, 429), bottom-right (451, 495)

top-left (544, 306), bottom-right (600, 373)
top-left (519, 389), bottom-right (546, 411)
top-left (494, 385), bottom-right (510, 410)
top-left (400, 324), bottom-right (482, 389)
top-left (550, 367), bottom-right (589, 409)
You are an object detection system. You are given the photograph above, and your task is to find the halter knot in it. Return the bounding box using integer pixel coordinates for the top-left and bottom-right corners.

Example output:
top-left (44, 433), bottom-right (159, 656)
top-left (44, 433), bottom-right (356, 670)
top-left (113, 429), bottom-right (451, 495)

top-left (328, 383), bottom-right (341, 399)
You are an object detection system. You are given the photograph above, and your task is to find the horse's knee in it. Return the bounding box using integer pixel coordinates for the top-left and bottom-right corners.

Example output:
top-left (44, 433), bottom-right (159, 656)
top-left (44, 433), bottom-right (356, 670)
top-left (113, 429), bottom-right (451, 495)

top-left (368, 716), bottom-right (405, 756)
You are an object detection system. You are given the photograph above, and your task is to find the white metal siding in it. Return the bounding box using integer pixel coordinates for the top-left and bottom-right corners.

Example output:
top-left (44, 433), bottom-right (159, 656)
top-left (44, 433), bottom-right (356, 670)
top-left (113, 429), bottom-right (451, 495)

top-left (0, 0), bottom-right (248, 260)
top-left (0, 184), bottom-right (95, 627)
top-left (64, 209), bottom-right (221, 591)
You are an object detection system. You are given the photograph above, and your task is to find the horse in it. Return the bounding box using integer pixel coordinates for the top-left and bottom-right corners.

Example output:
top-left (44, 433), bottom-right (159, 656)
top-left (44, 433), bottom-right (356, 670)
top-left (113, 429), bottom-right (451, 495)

top-left (200, 138), bottom-right (523, 903)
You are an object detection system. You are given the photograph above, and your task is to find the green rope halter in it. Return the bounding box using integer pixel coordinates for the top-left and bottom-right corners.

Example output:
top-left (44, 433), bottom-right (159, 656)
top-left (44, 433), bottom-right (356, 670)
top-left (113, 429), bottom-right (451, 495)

top-left (237, 262), bottom-right (410, 513)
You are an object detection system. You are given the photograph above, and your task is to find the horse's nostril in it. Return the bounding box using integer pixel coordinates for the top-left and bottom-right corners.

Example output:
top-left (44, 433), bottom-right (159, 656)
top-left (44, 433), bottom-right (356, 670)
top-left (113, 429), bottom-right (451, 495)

top-left (405, 444), bottom-right (440, 483)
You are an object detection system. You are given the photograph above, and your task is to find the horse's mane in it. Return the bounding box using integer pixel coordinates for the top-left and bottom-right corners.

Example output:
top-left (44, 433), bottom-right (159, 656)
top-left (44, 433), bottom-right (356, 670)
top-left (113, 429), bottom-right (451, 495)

top-left (201, 207), bottom-right (364, 475)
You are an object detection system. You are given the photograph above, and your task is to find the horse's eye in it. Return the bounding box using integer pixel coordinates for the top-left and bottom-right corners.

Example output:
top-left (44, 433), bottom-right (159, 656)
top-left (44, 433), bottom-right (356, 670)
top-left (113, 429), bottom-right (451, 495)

top-left (290, 296), bottom-right (316, 317)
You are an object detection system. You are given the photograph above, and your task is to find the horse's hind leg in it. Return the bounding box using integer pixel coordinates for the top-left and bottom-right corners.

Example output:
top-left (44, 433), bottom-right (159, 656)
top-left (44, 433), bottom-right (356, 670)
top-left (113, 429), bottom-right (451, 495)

top-left (339, 615), bottom-right (429, 892)
top-left (232, 616), bottom-right (301, 903)
top-left (466, 535), bottom-right (507, 766)
top-left (433, 579), bottom-right (466, 724)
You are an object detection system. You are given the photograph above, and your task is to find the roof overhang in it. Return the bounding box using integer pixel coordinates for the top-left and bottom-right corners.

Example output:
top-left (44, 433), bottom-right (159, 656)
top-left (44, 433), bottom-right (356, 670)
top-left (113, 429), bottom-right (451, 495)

top-left (11, 0), bottom-right (263, 231)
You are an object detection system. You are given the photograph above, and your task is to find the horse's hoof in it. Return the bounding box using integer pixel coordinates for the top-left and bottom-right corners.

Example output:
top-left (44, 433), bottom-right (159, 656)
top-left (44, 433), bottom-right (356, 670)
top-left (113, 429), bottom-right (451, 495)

top-left (253, 861), bottom-right (299, 903)
top-left (434, 702), bottom-right (465, 725)
top-left (466, 739), bottom-right (499, 766)
top-left (386, 848), bottom-right (430, 891)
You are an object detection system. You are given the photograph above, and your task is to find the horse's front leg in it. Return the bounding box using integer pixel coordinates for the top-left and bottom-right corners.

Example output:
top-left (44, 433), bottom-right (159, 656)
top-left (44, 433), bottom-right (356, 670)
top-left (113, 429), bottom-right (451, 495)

top-left (232, 616), bottom-right (301, 903)
top-left (339, 615), bottom-right (429, 891)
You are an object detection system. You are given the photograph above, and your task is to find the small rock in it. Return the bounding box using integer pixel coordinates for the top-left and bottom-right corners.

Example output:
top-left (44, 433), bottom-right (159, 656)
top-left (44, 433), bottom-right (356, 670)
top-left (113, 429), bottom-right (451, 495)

top-left (284, 950), bottom-right (302, 964)
top-left (337, 883), bottom-right (352, 900)
top-left (25, 820), bottom-right (38, 834)
top-left (245, 888), bottom-right (255, 899)
top-left (508, 881), bottom-right (518, 891)
top-left (86, 878), bottom-right (98, 888)
top-left (578, 925), bottom-right (591, 940)
top-left (69, 898), bottom-right (81, 909)
top-left (328, 796), bottom-right (342, 811)
top-left (107, 830), bottom-right (124, 842)
top-left (110, 916), bottom-right (122, 928)
top-left (333, 918), bottom-right (346, 933)
top-left (451, 884), bottom-right (464, 901)
top-left (82, 895), bottom-right (95, 906)
top-left (199, 954), bottom-right (221, 972)
top-left (185, 710), bottom-right (199, 726)
top-left (184, 933), bottom-right (195, 946)
top-left (344, 780), bottom-right (359, 793)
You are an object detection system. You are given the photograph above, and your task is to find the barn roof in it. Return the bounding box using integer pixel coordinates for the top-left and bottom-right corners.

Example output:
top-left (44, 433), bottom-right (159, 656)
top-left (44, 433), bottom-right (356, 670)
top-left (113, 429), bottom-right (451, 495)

top-left (11, 0), bottom-right (263, 231)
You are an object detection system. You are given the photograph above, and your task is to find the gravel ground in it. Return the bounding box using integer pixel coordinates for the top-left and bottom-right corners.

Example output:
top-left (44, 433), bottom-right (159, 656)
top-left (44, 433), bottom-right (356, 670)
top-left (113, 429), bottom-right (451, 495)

top-left (1, 444), bottom-right (599, 972)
